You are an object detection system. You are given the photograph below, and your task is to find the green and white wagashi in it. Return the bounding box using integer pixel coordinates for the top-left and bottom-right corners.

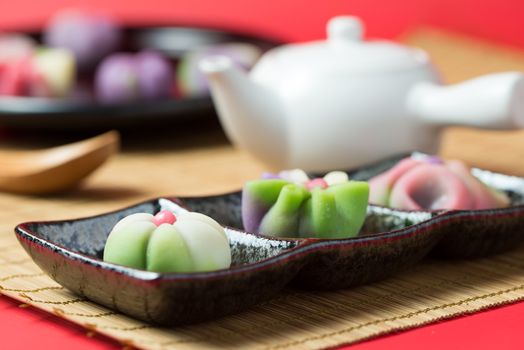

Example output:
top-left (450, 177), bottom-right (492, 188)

top-left (103, 210), bottom-right (231, 273)
top-left (242, 170), bottom-right (369, 239)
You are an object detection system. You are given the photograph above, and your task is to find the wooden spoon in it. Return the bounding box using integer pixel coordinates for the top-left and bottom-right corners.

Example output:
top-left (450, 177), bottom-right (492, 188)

top-left (0, 131), bottom-right (119, 195)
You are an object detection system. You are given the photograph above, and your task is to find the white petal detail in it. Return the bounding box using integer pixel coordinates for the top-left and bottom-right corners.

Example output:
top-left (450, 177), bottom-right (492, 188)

top-left (323, 171), bottom-right (349, 186)
top-left (279, 169), bottom-right (310, 184)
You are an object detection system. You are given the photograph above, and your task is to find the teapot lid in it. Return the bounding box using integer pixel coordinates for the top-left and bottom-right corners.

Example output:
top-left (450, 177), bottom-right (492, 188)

top-left (255, 16), bottom-right (429, 77)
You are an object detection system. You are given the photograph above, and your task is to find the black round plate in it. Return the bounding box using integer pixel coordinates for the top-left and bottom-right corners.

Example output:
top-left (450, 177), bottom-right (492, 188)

top-left (0, 26), bottom-right (281, 131)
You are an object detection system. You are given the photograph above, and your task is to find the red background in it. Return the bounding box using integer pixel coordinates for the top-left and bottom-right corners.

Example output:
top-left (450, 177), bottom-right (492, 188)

top-left (1, 0), bottom-right (524, 47)
top-left (1, 1), bottom-right (524, 349)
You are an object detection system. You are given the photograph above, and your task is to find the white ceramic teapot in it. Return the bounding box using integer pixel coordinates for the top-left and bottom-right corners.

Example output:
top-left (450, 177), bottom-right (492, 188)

top-left (200, 16), bottom-right (524, 172)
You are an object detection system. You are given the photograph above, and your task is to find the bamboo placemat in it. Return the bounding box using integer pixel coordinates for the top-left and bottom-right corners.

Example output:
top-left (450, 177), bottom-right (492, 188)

top-left (2, 27), bottom-right (524, 349)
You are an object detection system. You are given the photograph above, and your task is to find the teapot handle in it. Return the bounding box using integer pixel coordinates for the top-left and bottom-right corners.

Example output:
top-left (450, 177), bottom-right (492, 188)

top-left (407, 72), bottom-right (524, 129)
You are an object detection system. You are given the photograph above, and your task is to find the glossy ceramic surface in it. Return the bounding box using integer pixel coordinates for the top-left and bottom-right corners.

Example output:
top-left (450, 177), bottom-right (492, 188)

top-left (14, 155), bottom-right (524, 325)
top-left (202, 16), bottom-right (524, 171)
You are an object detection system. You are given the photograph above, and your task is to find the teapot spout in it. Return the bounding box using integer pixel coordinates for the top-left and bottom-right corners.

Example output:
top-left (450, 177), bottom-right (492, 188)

top-left (407, 72), bottom-right (524, 129)
top-left (199, 56), bottom-right (286, 168)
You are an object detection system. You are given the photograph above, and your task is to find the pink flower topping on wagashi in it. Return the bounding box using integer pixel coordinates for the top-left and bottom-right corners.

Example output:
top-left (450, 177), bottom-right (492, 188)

top-left (368, 156), bottom-right (510, 211)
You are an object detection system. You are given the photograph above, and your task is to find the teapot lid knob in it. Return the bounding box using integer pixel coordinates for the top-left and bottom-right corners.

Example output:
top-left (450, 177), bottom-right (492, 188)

top-left (327, 16), bottom-right (363, 43)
